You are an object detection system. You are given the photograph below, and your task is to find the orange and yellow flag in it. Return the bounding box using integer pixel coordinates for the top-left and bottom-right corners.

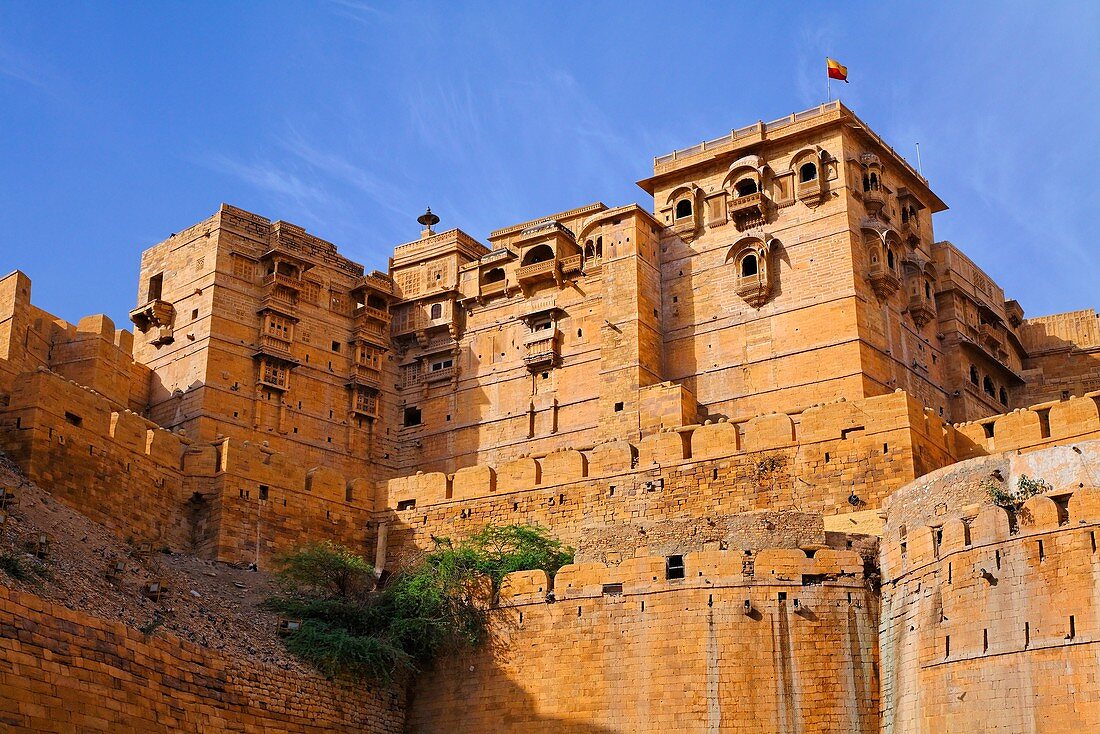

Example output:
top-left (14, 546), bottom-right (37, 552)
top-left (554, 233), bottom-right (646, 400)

top-left (827, 58), bottom-right (849, 83)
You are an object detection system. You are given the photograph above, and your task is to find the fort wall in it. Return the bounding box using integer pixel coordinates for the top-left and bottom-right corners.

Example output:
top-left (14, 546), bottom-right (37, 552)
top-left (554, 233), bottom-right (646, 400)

top-left (953, 392), bottom-right (1100, 459)
top-left (406, 549), bottom-right (878, 733)
top-left (376, 391), bottom-right (957, 565)
top-left (0, 585), bottom-right (404, 733)
top-left (879, 444), bottom-right (1100, 733)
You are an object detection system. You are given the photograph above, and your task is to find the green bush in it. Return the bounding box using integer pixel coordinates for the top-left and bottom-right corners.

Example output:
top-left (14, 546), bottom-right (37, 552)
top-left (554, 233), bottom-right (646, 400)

top-left (267, 525), bottom-right (573, 683)
top-left (984, 473), bottom-right (1051, 509)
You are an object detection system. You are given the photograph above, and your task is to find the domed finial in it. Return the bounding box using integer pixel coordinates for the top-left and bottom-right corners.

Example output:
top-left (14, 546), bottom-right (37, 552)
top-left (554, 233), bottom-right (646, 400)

top-left (417, 207), bottom-right (440, 237)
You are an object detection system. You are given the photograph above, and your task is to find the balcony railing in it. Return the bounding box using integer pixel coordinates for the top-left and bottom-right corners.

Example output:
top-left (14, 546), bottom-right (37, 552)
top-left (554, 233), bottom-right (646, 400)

top-left (862, 187), bottom-right (886, 213)
top-left (560, 254), bottom-right (583, 275)
top-left (351, 363), bottom-right (382, 387)
top-left (866, 264), bottom-right (901, 299)
top-left (480, 279), bottom-right (507, 298)
top-left (353, 304), bottom-right (391, 323)
top-left (262, 272), bottom-right (303, 291)
top-left (517, 259), bottom-right (558, 283)
top-left (523, 331), bottom-right (559, 369)
top-left (729, 191), bottom-right (765, 216)
top-left (907, 293), bottom-right (936, 328)
top-left (423, 365), bottom-right (456, 383)
top-left (735, 275), bottom-right (771, 309)
top-left (796, 178), bottom-right (822, 201)
top-left (259, 333), bottom-right (294, 356)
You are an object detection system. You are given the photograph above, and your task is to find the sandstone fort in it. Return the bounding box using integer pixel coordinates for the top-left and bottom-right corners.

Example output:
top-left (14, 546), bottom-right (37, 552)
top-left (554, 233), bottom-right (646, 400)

top-left (3, 101), bottom-right (1100, 731)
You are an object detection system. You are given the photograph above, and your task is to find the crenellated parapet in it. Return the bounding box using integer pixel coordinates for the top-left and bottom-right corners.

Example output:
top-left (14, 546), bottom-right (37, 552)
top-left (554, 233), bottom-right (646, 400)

top-left (409, 543), bottom-right (880, 733)
top-left (376, 392), bottom-right (958, 553)
top-left (953, 391), bottom-right (1100, 458)
top-left (880, 443), bottom-right (1100, 733)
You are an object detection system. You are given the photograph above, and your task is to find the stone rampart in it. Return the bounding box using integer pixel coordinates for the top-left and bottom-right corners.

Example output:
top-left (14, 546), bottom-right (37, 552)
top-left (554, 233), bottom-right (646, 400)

top-left (406, 549), bottom-right (878, 733)
top-left (954, 392), bottom-right (1100, 459)
top-left (0, 585), bottom-right (403, 733)
top-left (879, 447), bottom-right (1100, 733)
top-left (377, 391), bottom-right (956, 565)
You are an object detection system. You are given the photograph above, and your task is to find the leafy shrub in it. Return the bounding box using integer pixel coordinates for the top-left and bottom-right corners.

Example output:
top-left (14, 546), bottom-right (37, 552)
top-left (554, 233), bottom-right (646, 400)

top-left (267, 525), bottom-right (573, 683)
top-left (984, 474), bottom-right (1051, 509)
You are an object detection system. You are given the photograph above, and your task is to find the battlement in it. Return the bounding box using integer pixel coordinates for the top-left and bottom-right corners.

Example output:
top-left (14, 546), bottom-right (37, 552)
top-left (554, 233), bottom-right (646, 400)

top-left (379, 390), bottom-right (955, 511)
top-left (953, 392), bottom-right (1100, 458)
top-left (497, 546), bottom-right (865, 606)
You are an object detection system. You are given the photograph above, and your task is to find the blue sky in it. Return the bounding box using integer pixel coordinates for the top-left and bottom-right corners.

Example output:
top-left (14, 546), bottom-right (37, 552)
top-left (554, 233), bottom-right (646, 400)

top-left (1, 1), bottom-right (1098, 327)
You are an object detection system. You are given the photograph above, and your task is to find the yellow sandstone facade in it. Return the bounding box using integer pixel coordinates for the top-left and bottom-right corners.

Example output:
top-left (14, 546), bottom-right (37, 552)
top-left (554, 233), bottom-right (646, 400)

top-left (3, 100), bottom-right (1100, 732)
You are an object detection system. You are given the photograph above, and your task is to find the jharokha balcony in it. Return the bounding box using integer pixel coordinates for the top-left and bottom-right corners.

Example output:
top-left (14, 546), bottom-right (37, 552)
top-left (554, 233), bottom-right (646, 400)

top-left (866, 264), bottom-right (901, 300)
top-left (517, 259), bottom-right (559, 284)
top-left (907, 292), bottom-right (936, 328)
top-left (728, 191), bottom-right (766, 230)
top-left (261, 271), bottom-right (303, 291)
top-left (523, 330), bottom-right (559, 369)
top-left (129, 299), bottom-right (176, 346)
top-left (257, 333), bottom-right (295, 359)
top-left (349, 363), bottom-right (382, 388)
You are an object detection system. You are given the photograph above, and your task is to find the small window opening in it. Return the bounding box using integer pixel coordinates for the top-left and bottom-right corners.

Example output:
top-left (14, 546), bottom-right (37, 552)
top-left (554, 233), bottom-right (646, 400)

top-left (983, 376), bottom-right (996, 397)
top-left (995, 549), bottom-right (1001, 569)
top-left (614, 402), bottom-right (624, 412)
top-left (397, 499), bottom-right (416, 511)
top-left (602, 583), bottom-right (623, 596)
top-left (983, 628), bottom-right (989, 652)
top-left (1068, 616), bottom-right (1076, 640)
top-left (191, 308), bottom-right (199, 320)
top-left (1025, 622), bottom-right (1031, 648)
top-left (259, 485), bottom-right (269, 501)
top-left (735, 178), bottom-right (758, 197)
top-left (944, 635), bottom-right (950, 659)
top-left (331, 341), bottom-right (341, 352)
top-left (778, 591), bottom-right (787, 602)
top-left (740, 253), bottom-right (759, 277)
top-left (147, 273), bottom-right (163, 301)
top-left (1038, 540), bottom-right (1045, 561)
top-left (999, 387), bottom-right (1008, 406)
top-left (982, 422), bottom-right (995, 439)
top-left (665, 555), bottom-right (685, 580)
top-left (969, 365), bottom-right (979, 385)
top-left (403, 406), bottom-right (422, 427)
top-left (430, 303), bottom-right (443, 320)
top-left (675, 199), bottom-right (692, 219)
top-left (64, 412), bottom-right (82, 427)
top-left (799, 162), bottom-right (817, 183)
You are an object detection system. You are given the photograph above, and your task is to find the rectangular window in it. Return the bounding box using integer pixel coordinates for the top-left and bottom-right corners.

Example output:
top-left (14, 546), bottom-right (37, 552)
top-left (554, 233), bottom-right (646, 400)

top-left (403, 406), bottom-right (422, 427)
top-left (301, 280), bottom-right (320, 304)
top-left (231, 255), bottom-right (255, 282)
top-left (665, 554), bottom-right (685, 580)
top-left (431, 359), bottom-right (453, 372)
top-left (147, 273), bottom-right (163, 301)
top-left (259, 485), bottom-right (269, 501)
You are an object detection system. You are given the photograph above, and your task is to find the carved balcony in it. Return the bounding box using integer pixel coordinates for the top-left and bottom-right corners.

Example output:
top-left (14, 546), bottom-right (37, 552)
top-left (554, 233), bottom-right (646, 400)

top-left (423, 364), bottom-right (457, 383)
top-left (261, 271), bottom-right (303, 291)
top-left (129, 299), bottom-right (176, 346)
top-left (560, 254), bottom-right (583, 275)
top-left (735, 274), bottom-right (771, 309)
top-left (907, 293), bottom-right (936, 328)
top-left (979, 322), bottom-right (1004, 351)
top-left (866, 264), bottom-right (901, 300)
top-left (517, 259), bottom-right (559, 285)
top-left (728, 192), bottom-right (766, 230)
top-left (256, 333), bottom-right (295, 360)
top-left (796, 178), bottom-right (822, 203)
top-left (523, 330), bottom-right (559, 370)
top-left (862, 187), bottom-right (886, 214)
top-left (348, 363), bottom-right (382, 389)
top-left (479, 279), bottom-right (507, 299)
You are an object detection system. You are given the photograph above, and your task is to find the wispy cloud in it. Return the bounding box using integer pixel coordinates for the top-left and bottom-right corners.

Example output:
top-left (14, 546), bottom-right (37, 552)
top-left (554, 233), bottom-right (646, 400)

top-left (324, 0), bottom-right (392, 26)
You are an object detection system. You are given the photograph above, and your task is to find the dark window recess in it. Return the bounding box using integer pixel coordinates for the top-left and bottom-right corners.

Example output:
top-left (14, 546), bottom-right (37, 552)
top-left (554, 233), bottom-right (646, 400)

top-left (331, 341), bottom-right (341, 353)
top-left (675, 199), bottom-right (692, 219)
top-left (614, 402), bottom-right (624, 412)
top-left (148, 273), bottom-right (163, 300)
top-left (396, 499), bottom-right (416, 511)
top-left (191, 309), bottom-right (199, 320)
top-left (601, 583), bottom-right (623, 596)
top-left (64, 412), bottom-right (82, 427)
top-left (665, 555), bottom-right (685, 580)
top-left (259, 485), bottom-right (269, 501)
top-left (403, 406), bottom-right (422, 426)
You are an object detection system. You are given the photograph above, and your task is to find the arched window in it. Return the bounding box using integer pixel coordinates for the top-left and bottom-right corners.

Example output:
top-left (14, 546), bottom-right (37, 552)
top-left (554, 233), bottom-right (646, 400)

top-left (983, 376), bottom-right (996, 397)
top-left (886, 247), bottom-right (895, 270)
top-left (483, 267), bottom-right (505, 283)
top-left (430, 303), bottom-right (442, 320)
top-left (735, 178), bottom-right (758, 197)
top-left (870, 173), bottom-right (880, 191)
top-left (901, 208), bottom-right (909, 224)
top-left (740, 253), bottom-right (759, 277)
top-left (799, 162), bottom-right (818, 183)
top-left (584, 240), bottom-right (594, 258)
top-left (595, 236), bottom-right (603, 258)
top-left (999, 387), bottom-right (1008, 406)
top-left (675, 199), bottom-right (693, 219)
top-left (924, 281), bottom-right (932, 299)
top-left (863, 174), bottom-right (871, 192)
top-left (521, 244), bottom-right (555, 266)
top-left (969, 365), bottom-right (979, 385)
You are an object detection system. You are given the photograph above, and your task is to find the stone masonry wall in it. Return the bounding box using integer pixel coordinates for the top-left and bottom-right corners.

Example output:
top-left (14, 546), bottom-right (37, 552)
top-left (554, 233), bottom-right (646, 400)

top-left (879, 443), bottom-right (1100, 733)
top-left (376, 391), bottom-right (958, 567)
top-left (954, 391), bottom-right (1100, 459)
top-left (406, 549), bottom-right (878, 733)
top-left (0, 585), bottom-right (403, 733)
